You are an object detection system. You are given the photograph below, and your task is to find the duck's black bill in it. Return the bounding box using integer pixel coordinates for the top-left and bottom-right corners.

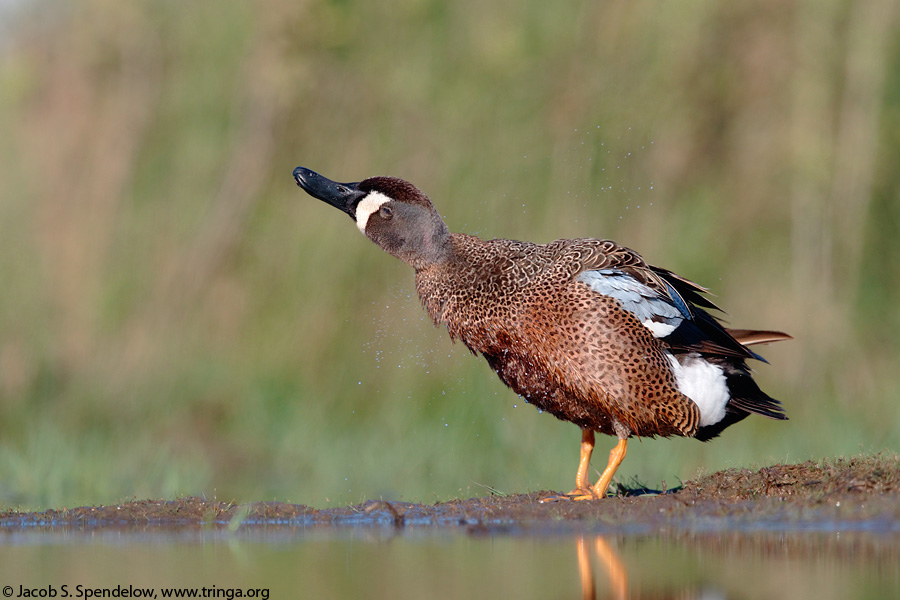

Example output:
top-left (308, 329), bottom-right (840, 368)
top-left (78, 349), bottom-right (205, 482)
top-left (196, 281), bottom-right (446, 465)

top-left (293, 166), bottom-right (363, 218)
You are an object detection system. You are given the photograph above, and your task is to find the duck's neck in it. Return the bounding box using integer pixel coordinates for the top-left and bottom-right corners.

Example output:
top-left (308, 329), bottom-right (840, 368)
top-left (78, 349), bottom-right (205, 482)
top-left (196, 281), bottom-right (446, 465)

top-left (401, 219), bottom-right (453, 271)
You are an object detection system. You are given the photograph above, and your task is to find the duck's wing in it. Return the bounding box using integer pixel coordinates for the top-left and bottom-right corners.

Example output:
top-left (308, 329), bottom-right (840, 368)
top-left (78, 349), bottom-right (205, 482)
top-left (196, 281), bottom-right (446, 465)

top-left (571, 241), bottom-right (787, 362)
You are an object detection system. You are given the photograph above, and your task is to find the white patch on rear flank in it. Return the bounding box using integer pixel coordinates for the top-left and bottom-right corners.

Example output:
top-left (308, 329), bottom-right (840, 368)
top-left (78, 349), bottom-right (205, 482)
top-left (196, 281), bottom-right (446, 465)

top-left (355, 191), bottom-right (391, 234)
top-left (665, 353), bottom-right (729, 427)
top-left (642, 319), bottom-right (677, 338)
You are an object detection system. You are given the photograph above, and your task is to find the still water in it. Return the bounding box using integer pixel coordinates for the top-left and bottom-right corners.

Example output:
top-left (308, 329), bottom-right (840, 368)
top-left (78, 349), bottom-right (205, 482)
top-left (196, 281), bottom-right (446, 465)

top-left (0, 526), bottom-right (897, 600)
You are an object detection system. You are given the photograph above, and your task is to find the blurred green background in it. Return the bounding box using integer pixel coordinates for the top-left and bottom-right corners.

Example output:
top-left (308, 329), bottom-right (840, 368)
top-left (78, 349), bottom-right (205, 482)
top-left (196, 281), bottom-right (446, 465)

top-left (0, 0), bottom-right (898, 511)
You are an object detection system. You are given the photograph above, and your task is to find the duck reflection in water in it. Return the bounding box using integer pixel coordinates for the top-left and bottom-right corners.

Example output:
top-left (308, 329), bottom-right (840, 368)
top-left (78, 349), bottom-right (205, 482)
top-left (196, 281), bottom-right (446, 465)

top-left (578, 536), bottom-right (628, 600)
top-left (577, 536), bottom-right (714, 599)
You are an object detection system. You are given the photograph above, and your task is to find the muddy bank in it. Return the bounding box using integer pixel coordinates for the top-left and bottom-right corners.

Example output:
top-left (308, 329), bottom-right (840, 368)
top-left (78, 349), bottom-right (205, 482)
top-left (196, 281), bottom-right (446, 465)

top-left (2, 455), bottom-right (898, 534)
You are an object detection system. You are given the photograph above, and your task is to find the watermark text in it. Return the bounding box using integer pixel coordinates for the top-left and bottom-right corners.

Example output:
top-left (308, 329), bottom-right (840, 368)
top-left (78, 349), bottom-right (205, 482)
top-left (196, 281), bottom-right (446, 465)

top-left (2, 584), bottom-right (270, 600)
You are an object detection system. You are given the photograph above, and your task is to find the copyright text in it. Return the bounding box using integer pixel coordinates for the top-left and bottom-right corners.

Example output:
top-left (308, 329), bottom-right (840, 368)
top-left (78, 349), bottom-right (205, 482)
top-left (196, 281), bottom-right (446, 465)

top-left (2, 585), bottom-right (269, 600)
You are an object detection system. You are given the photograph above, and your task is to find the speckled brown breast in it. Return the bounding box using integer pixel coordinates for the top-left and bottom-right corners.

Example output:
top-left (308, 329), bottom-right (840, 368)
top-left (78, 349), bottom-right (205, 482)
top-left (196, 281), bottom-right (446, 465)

top-left (415, 234), bottom-right (701, 439)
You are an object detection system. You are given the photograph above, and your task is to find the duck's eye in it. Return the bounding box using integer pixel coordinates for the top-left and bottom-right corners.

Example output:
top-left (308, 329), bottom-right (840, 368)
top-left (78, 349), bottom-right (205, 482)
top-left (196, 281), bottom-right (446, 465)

top-left (379, 206), bottom-right (393, 219)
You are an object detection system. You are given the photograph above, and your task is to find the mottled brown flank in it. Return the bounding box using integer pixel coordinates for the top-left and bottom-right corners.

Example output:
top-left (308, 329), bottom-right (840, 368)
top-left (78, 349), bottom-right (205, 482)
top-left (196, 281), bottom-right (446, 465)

top-left (416, 234), bottom-right (700, 439)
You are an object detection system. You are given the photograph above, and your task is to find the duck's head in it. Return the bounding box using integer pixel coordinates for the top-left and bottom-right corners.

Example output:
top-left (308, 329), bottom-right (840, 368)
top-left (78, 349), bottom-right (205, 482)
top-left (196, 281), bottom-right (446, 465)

top-left (293, 166), bottom-right (450, 269)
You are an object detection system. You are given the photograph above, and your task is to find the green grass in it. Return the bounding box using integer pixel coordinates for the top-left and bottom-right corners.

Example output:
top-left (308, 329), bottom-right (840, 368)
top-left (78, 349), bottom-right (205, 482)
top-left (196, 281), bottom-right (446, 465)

top-left (0, 0), bottom-right (898, 511)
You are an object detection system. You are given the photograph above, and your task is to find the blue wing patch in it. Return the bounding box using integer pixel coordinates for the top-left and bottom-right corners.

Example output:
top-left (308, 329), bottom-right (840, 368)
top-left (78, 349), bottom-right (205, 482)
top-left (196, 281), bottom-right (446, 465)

top-left (577, 269), bottom-right (685, 337)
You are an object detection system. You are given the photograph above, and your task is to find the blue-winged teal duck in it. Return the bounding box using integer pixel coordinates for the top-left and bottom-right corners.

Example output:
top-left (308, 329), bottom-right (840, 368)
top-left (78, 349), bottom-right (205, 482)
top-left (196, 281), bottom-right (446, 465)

top-left (293, 166), bottom-right (790, 501)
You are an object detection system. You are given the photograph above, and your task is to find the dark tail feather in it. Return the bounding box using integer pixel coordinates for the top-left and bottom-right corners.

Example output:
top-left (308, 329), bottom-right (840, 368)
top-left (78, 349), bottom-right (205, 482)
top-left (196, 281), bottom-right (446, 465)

top-left (728, 329), bottom-right (793, 346)
top-left (726, 328), bottom-right (792, 363)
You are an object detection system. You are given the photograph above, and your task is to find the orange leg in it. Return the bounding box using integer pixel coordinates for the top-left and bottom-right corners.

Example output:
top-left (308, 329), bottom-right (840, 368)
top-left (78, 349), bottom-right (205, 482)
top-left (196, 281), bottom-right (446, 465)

top-left (590, 438), bottom-right (628, 499)
top-left (572, 428), bottom-right (595, 493)
top-left (540, 428), bottom-right (596, 503)
top-left (541, 432), bottom-right (627, 502)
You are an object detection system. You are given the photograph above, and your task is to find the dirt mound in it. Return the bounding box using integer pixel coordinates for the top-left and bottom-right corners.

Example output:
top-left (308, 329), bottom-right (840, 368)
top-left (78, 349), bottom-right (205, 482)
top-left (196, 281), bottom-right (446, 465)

top-left (2, 455), bottom-right (897, 533)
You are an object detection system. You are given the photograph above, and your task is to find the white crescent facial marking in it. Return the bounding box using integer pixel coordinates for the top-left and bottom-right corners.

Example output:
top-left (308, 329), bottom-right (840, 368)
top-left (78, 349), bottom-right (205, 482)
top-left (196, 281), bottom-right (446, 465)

top-left (355, 191), bottom-right (392, 234)
top-left (666, 353), bottom-right (729, 427)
